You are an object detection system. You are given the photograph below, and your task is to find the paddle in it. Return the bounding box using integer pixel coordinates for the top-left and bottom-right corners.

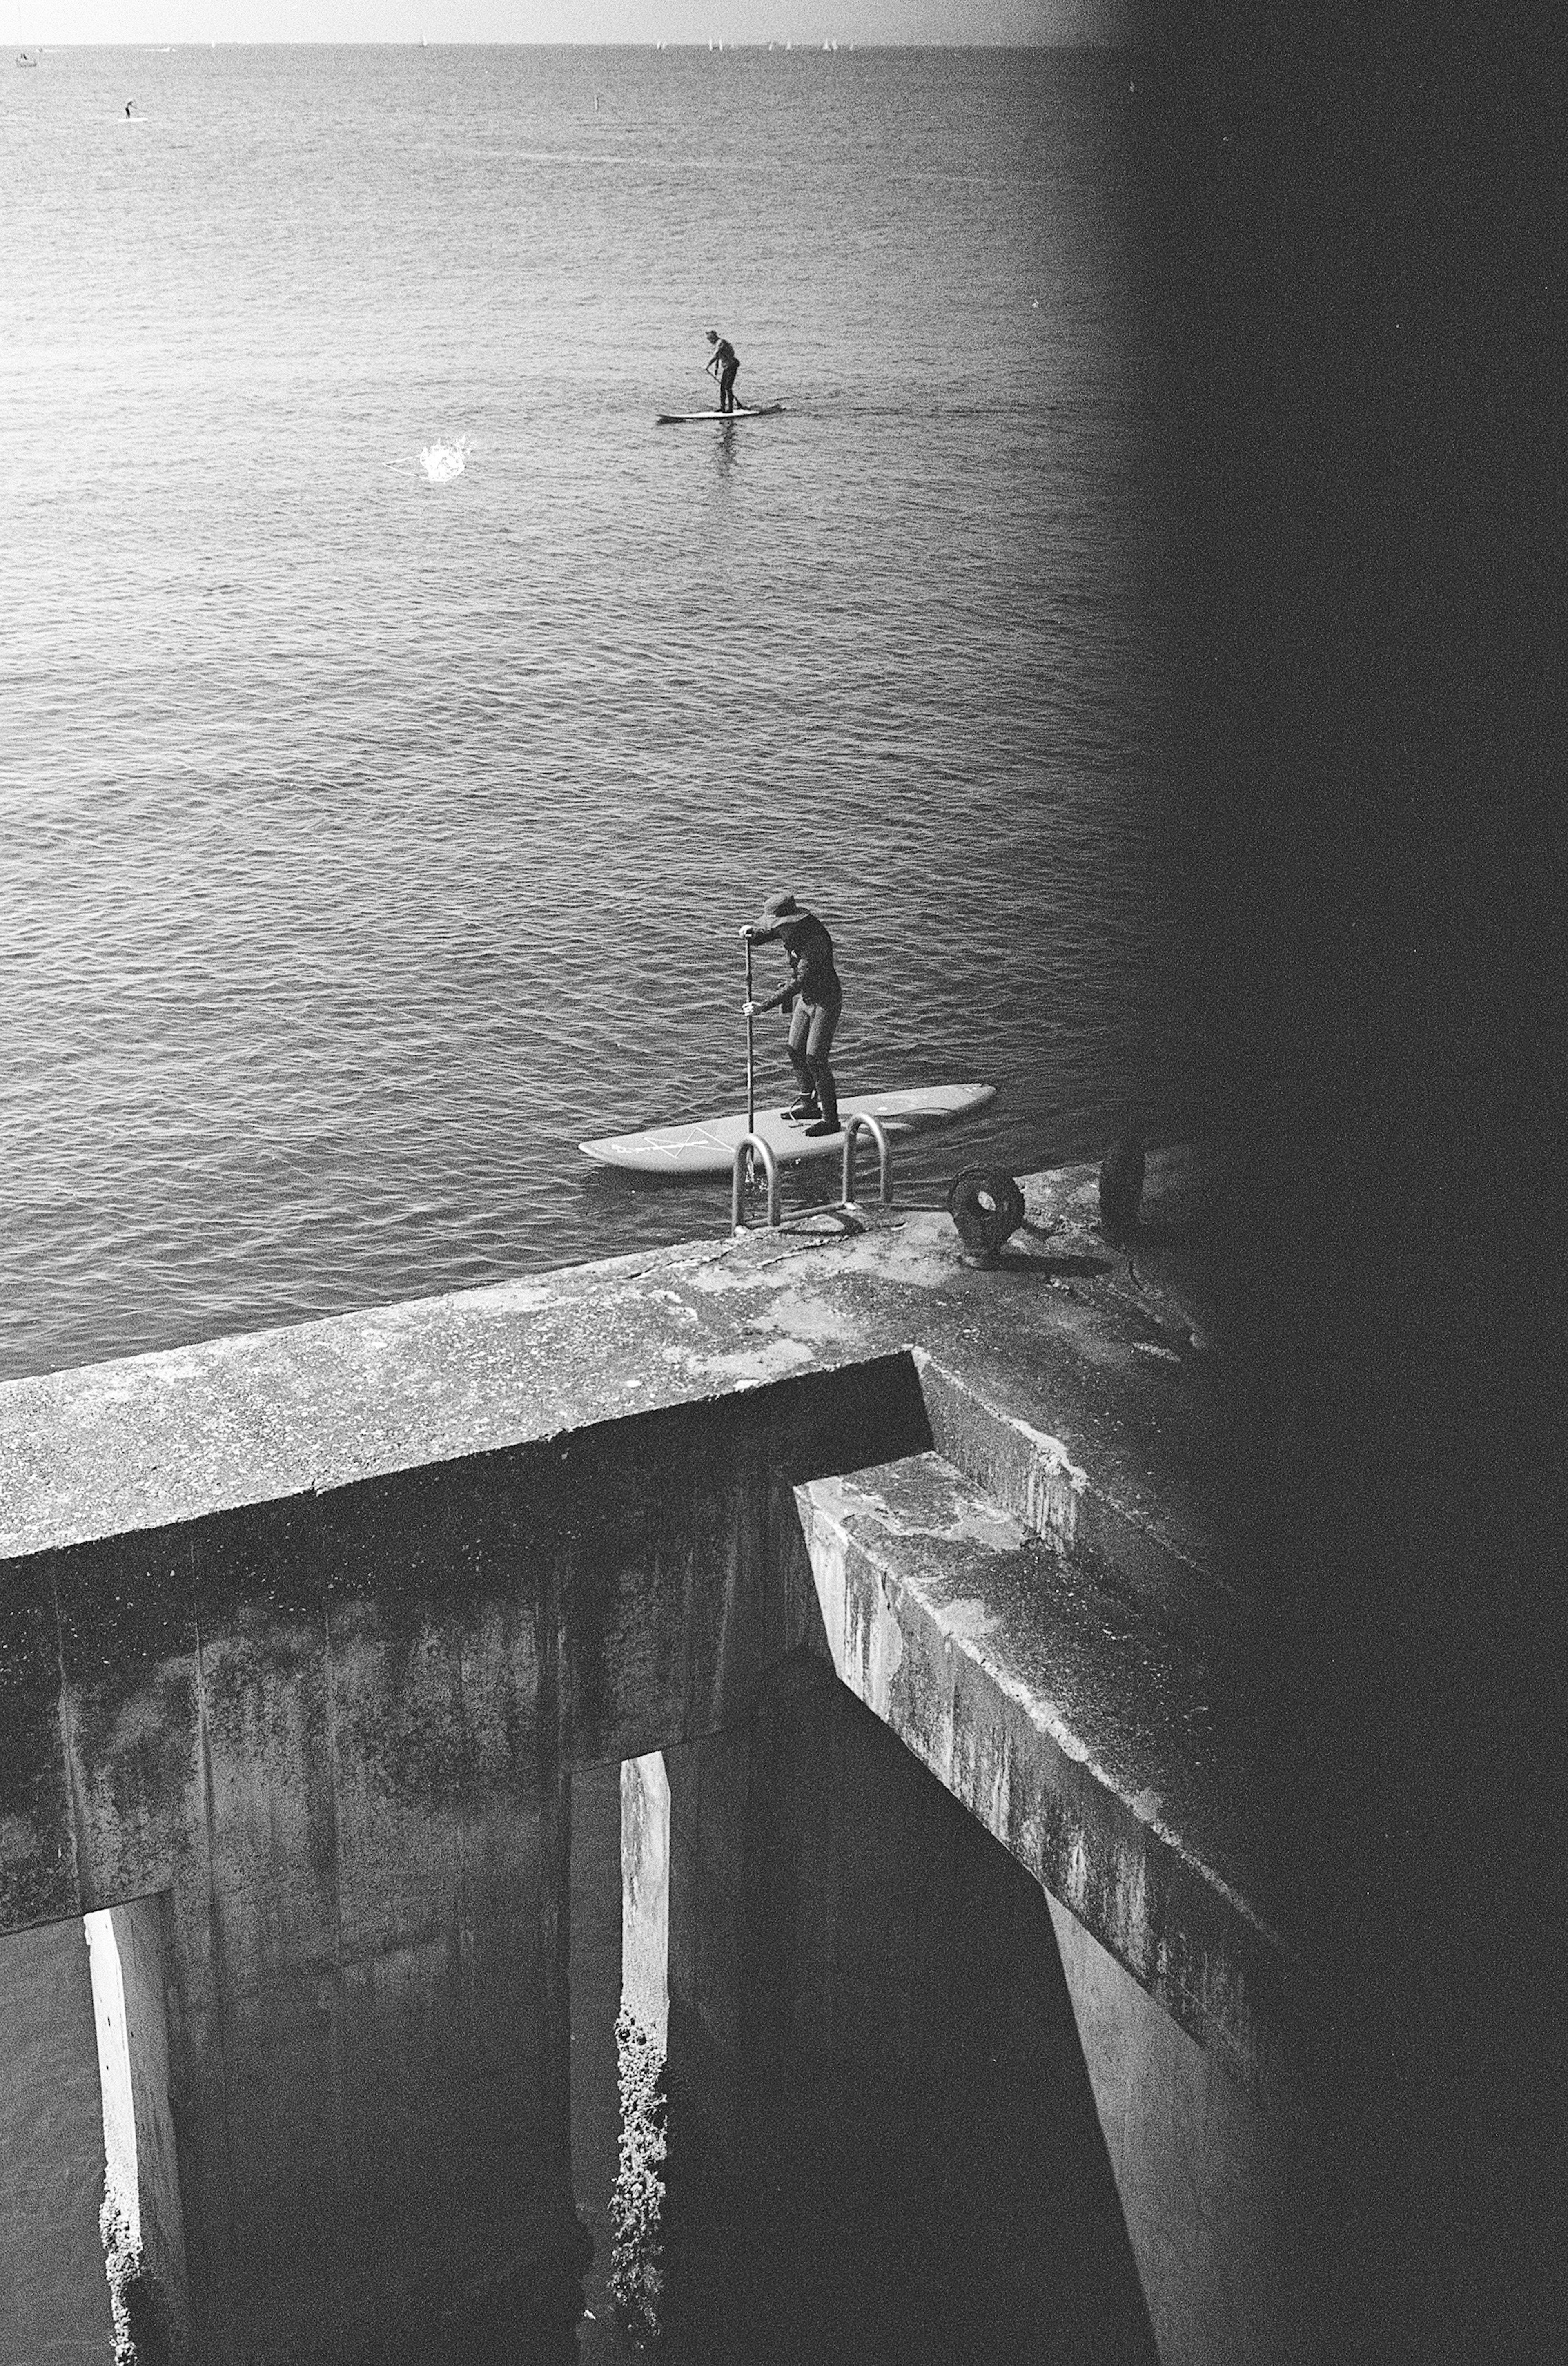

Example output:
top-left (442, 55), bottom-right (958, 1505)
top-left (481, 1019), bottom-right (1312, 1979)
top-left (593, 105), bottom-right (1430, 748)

top-left (743, 928), bottom-right (755, 1141)
top-left (739, 928), bottom-right (758, 1187)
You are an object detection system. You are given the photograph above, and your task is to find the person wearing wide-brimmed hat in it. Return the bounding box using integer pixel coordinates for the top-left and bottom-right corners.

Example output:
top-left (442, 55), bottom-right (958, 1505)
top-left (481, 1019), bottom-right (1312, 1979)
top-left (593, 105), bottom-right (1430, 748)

top-left (742, 892), bottom-right (843, 1136)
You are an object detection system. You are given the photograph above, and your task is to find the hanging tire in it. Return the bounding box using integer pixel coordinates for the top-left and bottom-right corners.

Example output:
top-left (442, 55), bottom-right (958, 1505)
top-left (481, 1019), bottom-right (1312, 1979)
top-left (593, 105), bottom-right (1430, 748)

top-left (947, 1167), bottom-right (1025, 1258)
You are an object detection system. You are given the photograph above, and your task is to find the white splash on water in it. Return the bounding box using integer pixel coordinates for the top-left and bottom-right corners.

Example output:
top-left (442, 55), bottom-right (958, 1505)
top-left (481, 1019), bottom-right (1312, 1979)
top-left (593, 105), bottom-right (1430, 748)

top-left (419, 436), bottom-right (470, 485)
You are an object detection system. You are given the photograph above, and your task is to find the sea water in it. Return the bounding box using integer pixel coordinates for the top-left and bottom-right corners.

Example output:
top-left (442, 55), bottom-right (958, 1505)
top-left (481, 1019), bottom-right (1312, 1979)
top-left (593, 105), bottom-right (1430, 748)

top-left (0, 44), bottom-right (1206, 1383)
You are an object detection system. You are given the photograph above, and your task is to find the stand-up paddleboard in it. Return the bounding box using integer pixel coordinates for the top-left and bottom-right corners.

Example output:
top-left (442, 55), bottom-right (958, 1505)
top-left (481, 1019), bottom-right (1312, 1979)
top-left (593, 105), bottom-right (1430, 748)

top-left (582, 1083), bottom-right (995, 1175)
top-left (656, 402), bottom-right (784, 424)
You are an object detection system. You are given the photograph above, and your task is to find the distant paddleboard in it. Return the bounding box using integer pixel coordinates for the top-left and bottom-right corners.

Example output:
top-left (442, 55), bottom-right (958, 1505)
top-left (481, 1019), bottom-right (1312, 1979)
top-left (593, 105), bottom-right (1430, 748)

top-left (656, 402), bottom-right (784, 425)
top-left (581, 1082), bottom-right (995, 1176)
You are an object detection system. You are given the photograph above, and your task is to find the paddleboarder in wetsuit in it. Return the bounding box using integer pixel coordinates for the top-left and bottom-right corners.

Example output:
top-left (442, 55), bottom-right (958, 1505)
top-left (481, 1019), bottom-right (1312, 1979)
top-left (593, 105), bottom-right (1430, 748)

top-left (706, 329), bottom-right (739, 413)
top-left (743, 893), bottom-right (842, 1135)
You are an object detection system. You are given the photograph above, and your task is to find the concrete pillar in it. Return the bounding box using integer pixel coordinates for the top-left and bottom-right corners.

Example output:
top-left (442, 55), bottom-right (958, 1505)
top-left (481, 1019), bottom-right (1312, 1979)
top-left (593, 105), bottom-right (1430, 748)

top-left (26, 1481), bottom-right (584, 2363)
top-left (664, 1724), bottom-right (754, 2179)
top-left (567, 1759), bottom-right (624, 2338)
top-left (663, 1652), bottom-right (1162, 2363)
top-left (0, 1916), bottom-right (116, 2365)
top-left (1046, 1895), bottom-right (1310, 2366)
top-left (86, 1895), bottom-right (191, 2362)
top-left (607, 1753), bottom-right (671, 2347)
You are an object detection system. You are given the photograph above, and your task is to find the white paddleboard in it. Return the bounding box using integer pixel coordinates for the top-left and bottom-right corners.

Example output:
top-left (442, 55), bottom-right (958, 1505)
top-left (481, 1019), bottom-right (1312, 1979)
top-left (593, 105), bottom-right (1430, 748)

top-left (656, 402), bottom-right (784, 424)
top-left (582, 1082), bottom-right (996, 1175)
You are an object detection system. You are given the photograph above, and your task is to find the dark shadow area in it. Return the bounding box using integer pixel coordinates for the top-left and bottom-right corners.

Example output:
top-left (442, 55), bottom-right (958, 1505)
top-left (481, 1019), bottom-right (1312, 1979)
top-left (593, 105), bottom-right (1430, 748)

top-left (344, 2243), bottom-right (588, 2366)
top-left (657, 1657), bottom-right (1160, 2366)
top-left (991, 1247), bottom-right (1114, 1280)
top-left (1118, 1219), bottom-right (1196, 1253)
top-left (1136, 5), bottom-right (1565, 2353)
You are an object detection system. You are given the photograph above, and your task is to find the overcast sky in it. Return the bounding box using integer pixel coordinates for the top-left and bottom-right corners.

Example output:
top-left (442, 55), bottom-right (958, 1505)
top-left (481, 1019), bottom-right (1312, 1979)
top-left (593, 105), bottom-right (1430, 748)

top-left (20, 0), bottom-right (1135, 48)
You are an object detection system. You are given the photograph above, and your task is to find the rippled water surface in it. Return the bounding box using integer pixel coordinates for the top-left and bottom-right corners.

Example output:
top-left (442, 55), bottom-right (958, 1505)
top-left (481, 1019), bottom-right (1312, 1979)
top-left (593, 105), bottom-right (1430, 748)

top-left (1, 45), bottom-right (1207, 1381)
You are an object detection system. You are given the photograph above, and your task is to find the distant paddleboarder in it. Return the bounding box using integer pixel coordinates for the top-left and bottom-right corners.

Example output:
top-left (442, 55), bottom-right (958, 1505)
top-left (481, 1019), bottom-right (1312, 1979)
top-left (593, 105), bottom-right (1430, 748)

top-left (706, 328), bottom-right (739, 414)
top-left (743, 893), bottom-right (843, 1136)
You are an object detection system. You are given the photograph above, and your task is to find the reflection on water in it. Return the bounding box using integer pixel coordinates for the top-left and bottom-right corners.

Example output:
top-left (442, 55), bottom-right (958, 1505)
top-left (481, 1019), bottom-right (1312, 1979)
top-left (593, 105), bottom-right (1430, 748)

top-left (419, 435), bottom-right (471, 483)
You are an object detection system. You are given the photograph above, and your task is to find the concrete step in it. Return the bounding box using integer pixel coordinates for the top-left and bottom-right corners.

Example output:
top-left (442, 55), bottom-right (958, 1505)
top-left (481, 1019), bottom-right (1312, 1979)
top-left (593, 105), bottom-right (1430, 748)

top-left (911, 1349), bottom-right (1246, 1655)
top-left (788, 1446), bottom-right (1309, 2114)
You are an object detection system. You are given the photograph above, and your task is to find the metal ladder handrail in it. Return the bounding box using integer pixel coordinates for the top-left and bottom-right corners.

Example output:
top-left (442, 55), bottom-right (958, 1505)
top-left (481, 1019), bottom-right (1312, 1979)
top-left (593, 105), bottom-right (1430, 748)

top-left (731, 1116), bottom-right (894, 1233)
top-left (841, 1112), bottom-right (893, 1208)
top-left (731, 1135), bottom-right (781, 1231)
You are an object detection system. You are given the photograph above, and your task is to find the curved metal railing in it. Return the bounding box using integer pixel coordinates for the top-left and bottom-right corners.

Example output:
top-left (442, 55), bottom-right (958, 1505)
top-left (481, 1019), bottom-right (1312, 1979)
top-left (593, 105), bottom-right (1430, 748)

top-left (731, 1135), bottom-right (781, 1231)
top-left (731, 1117), bottom-right (894, 1233)
top-left (841, 1113), bottom-right (893, 1209)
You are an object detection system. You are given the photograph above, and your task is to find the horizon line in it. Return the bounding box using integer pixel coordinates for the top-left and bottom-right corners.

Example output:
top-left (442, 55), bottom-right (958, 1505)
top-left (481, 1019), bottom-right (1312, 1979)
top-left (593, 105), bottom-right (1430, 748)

top-left (16, 36), bottom-right (1129, 49)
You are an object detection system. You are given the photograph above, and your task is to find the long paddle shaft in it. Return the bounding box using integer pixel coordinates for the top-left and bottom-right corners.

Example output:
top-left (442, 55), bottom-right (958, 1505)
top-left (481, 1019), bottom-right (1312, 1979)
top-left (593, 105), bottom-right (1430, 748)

top-left (744, 932), bottom-right (755, 1146)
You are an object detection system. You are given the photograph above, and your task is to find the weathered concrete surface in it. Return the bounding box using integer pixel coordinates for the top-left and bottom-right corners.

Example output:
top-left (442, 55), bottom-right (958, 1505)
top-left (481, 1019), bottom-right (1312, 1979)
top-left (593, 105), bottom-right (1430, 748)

top-left (0, 1146), bottom-right (1318, 2359)
top-left (0, 1367), bottom-right (928, 2361)
top-left (0, 1149), bottom-right (1232, 1597)
top-left (788, 1449), bottom-right (1299, 2108)
top-left (662, 1649), bottom-right (1310, 2365)
top-left (0, 1916), bottom-right (115, 2363)
top-left (566, 1759), bottom-right (626, 2356)
top-left (663, 1655), bottom-right (1163, 2364)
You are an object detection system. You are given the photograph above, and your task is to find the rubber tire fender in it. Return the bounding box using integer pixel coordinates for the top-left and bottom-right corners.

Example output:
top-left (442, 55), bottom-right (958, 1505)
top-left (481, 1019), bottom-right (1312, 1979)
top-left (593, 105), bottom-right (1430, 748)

top-left (947, 1166), bottom-right (1025, 1258)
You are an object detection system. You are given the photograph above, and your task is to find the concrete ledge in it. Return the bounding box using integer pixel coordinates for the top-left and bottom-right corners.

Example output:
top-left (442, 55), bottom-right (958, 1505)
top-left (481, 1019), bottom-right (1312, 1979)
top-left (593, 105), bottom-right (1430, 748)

top-left (792, 1450), bottom-right (1306, 2112)
top-left (0, 1158), bottom-right (1226, 1588)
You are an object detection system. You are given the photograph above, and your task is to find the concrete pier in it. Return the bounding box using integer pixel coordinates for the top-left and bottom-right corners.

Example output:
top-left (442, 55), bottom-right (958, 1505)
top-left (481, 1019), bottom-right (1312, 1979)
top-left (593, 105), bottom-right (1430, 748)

top-left (0, 1148), bottom-right (1321, 2361)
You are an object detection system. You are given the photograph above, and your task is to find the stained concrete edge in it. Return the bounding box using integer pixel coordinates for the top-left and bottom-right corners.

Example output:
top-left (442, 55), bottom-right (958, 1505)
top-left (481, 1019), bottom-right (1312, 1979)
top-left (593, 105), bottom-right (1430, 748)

top-left (0, 1149), bottom-right (1224, 1578)
top-left (793, 1452), bottom-right (1311, 2110)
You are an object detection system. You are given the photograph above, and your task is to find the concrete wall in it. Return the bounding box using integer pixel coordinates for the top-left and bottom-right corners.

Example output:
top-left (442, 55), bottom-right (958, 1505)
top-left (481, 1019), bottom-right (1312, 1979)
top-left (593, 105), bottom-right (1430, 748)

top-left (1, 1363), bottom-right (927, 2363)
top-left (664, 1653), bottom-right (1160, 2364)
top-left (4, 1477), bottom-right (565, 2363)
top-left (566, 1757), bottom-right (624, 2355)
top-left (661, 1650), bottom-right (1313, 2366)
top-left (0, 1916), bottom-right (115, 2365)
top-left (786, 1455), bottom-right (1318, 2362)
top-left (2, 1265), bottom-right (1317, 2362)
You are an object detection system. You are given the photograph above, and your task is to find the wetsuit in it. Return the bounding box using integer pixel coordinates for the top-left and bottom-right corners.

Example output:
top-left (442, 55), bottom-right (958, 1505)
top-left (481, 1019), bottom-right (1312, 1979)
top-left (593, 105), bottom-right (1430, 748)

top-left (752, 902), bottom-right (842, 1129)
top-left (710, 337), bottom-right (739, 413)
